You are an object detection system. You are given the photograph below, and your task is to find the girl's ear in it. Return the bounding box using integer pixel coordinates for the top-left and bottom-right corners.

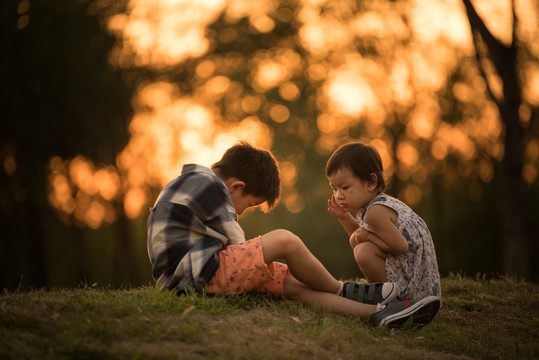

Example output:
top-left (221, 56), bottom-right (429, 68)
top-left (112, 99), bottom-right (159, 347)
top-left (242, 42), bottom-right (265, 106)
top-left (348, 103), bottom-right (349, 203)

top-left (368, 173), bottom-right (378, 191)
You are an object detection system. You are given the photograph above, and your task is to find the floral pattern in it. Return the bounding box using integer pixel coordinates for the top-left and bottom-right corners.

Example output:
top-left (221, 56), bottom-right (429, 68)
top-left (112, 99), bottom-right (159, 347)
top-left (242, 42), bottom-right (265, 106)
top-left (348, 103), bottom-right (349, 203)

top-left (358, 195), bottom-right (441, 300)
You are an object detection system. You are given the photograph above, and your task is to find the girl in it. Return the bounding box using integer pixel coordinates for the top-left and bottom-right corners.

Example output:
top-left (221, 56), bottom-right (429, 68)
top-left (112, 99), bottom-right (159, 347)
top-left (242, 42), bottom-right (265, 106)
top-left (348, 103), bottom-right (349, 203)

top-left (326, 142), bottom-right (441, 301)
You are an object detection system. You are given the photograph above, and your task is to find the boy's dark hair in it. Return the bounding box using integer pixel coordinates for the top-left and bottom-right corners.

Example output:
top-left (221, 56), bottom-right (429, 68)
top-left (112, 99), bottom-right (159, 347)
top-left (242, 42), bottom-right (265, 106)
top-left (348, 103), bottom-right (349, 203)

top-left (325, 142), bottom-right (386, 192)
top-left (212, 141), bottom-right (280, 210)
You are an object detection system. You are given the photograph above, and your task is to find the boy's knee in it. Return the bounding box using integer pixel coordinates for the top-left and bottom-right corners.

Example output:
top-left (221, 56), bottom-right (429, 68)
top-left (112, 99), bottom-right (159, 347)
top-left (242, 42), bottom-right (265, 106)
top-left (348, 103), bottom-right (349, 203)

top-left (260, 229), bottom-right (305, 263)
top-left (268, 229), bottom-right (302, 246)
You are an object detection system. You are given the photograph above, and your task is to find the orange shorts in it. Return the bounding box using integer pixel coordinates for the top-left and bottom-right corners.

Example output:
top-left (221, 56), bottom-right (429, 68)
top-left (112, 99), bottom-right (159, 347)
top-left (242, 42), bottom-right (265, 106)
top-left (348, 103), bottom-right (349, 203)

top-left (205, 237), bottom-right (290, 296)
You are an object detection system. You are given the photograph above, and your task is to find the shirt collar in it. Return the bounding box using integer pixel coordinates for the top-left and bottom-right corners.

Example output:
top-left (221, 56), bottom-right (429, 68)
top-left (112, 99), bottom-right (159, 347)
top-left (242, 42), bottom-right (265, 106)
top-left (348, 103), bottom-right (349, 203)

top-left (181, 164), bottom-right (214, 176)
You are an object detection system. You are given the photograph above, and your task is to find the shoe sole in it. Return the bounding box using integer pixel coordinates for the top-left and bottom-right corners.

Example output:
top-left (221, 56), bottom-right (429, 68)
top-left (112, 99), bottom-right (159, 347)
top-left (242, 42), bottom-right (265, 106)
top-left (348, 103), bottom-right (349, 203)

top-left (381, 297), bottom-right (441, 328)
top-left (380, 283), bottom-right (399, 305)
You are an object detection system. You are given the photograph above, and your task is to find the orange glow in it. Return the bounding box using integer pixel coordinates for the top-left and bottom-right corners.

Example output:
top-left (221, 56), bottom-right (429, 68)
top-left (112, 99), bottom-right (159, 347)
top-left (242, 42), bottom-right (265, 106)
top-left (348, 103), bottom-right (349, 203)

top-left (431, 140), bottom-right (448, 160)
top-left (297, 2), bottom-right (353, 57)
top-left (389, 60), bottom-right (413, 107)
top-left (327, 77), bottom-right (375, 118)
top-left (269, 104), bottom-right (290, 123)
top-left (409, 0), bottom-right (472, 48)
top-left (3, 155), bottom-right (16, 176)
top-left (326, 65), bottom-right (378, 118)
top-left (94, 167), bottom-right (121, 201)
top-left (400, 184), bottom-right (422, 206)
top-left (453, 82), bottom-right (474, 103)
top-left (370, 139), bottom-right (394, 178)
top-left (117, 81), bottom-right (273, 215)
top-left (225, 0), bottom-right (279, 28)
top-left (207, 76), bottom-right (231, 96)
top-left (435, 123), bottom-right (476, 161)
top-left (479, 159), bottom-right (494, 183)
top-left (254, 60), bottom-right (287, 90)
top-left (48, 156), bottom-right (119, 227)
top-left (283, 189), bottom-right (304, 214)
top-left (522, 164), bottom-right (538, 184)
top-left (279, 82), bottom-right (301, 102)
top-left (280, 161), bottom-right (297, 187)
top-left (241, 95), bottom-right (262, 113)
top-left (69, 156), bottom-right (97, 195)
top-left (523, 139), bottom-right (539, 184)
top-left (471, 0), bottom-right (513, 46)
top-left (408, 111), bottom-right (436, 140)
top-left (306, 63), bottom-right (326, 82)
top-left (17, 0), bottom-right (30, 14)
top-left (315, 134), bottom-right (340, 155)
top-left (124, 187), bottom-right (146, 219)
top-left (352, 9), bottom-right (409, 40)
top-left (196, 60), bottom-right (215, 78)
top-left (397, 142), bottom-right (419, 168)
top-left (316, 114), bottom-right (346, 134)
top-left (45, 0), bottom-right (538, 228)
top-left (524, 65), bottom-right (539, 105)
top-left (86, 200), bottom-right (106, 229)
top-left (107, 0), bottom-right (227, 69)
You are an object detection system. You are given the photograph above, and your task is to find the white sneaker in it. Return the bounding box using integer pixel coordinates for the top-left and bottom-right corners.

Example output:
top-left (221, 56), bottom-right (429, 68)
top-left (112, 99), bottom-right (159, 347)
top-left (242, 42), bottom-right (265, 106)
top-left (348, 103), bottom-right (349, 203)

top-left (342, 282), bottom-right (399, 305)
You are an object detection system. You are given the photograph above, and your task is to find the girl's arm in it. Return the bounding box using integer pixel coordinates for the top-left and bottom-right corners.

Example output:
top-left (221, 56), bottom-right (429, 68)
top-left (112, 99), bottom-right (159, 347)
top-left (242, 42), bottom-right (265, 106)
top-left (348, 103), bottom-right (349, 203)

top-left (328, 195), bottom-right (359, 236)
top-left (362, 204), bottom-right (408, 255)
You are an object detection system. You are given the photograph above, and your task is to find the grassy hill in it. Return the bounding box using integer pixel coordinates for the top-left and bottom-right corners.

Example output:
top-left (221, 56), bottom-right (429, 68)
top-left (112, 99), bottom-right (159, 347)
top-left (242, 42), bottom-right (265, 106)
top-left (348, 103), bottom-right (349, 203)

top-left (1, 274), bottom-right (537, 359)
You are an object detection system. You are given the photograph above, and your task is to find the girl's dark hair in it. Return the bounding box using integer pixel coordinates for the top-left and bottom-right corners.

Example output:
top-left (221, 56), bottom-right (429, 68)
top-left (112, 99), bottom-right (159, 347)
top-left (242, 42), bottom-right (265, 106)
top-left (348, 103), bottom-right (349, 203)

top-left (325, 142), bottom-right (386, 192)
top-left (212, 141), bottom-right (280, 210)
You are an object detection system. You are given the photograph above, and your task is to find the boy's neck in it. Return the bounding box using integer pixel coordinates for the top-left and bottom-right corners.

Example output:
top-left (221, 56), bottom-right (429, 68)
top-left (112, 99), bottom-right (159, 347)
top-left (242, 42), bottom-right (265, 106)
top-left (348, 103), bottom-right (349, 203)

top-left (212, 168), bottom-right (243, 192)
top-left (211, 167), bottom-right (223, 181)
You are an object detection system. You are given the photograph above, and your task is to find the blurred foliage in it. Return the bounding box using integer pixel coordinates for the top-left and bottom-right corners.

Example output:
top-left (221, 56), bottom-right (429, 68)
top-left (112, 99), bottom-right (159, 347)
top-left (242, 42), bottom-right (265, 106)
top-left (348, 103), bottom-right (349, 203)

top-left (1, 0), bottom-right (538, 289)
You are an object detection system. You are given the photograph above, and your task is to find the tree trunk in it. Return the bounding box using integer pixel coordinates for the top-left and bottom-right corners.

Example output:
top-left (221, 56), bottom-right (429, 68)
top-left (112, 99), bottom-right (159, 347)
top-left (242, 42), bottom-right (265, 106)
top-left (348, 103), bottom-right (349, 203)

top-left (462, 0), bottom-right (530, 279)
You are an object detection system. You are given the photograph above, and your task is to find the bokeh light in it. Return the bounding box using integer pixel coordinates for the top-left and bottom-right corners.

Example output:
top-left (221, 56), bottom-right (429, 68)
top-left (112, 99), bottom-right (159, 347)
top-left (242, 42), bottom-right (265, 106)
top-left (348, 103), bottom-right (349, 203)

top-left (46, 0), bottom-right (538, 227)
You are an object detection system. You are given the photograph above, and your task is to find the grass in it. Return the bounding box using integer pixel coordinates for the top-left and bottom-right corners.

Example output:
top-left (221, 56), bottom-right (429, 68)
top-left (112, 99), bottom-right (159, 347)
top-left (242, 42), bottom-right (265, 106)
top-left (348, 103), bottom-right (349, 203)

top-left (1, 274), bottom-right (538, 360)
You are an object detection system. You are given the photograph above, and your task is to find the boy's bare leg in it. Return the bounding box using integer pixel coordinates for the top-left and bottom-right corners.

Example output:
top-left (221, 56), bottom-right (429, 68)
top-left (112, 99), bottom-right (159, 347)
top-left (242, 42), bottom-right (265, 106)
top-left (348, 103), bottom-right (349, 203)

top-left (283, 274), bottom-right (376, 319)
top-left (353, 242), bottom-right (387, 283)
top-left (259, 229), bottom-right (341, 294)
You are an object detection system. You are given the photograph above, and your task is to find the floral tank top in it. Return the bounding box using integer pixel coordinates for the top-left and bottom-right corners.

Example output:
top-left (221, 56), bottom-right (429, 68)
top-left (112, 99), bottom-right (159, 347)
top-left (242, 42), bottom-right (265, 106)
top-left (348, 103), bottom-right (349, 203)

top-left (358, 195), bottom-right (441, 300)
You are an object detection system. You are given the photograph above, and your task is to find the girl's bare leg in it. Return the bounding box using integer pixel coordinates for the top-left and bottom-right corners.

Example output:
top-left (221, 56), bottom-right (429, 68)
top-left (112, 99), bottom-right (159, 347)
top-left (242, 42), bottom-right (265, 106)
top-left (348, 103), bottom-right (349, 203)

top-left (259, 229), bottom-right (340, 294)
top-left (353, 242), bottom-right (387, 283)
top-left (283, 274), bottom-right (377, 319)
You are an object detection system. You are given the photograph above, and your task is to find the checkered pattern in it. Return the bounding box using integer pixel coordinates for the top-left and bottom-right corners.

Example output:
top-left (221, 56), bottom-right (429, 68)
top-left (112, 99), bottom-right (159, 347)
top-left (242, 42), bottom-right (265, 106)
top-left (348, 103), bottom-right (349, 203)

top-left (147, 164), bottom-right (246, 293)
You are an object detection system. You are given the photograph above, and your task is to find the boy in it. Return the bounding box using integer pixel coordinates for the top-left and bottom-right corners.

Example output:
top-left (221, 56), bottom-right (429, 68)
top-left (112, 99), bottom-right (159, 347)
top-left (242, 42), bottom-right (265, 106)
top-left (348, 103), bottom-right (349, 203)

top-left (147, 141), bottom-right (440, 327)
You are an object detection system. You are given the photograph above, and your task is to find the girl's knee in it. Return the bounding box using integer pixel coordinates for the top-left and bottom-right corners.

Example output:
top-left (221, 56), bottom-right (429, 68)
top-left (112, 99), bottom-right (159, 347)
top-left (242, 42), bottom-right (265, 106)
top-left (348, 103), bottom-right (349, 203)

top-left (353, 242), bottom-right (377, 265)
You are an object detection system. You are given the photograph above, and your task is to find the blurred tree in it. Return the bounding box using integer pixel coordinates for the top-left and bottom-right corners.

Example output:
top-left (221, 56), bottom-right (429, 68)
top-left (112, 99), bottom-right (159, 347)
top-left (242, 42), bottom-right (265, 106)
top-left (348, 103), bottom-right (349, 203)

top-left (463, 0), bottom-right (533, 279)
top-left (64, 0), bottom-right (539, 282)
top-left (2, 0), bottom-right (537, 288)
top-left (0, 0), bottom-right (132, 288)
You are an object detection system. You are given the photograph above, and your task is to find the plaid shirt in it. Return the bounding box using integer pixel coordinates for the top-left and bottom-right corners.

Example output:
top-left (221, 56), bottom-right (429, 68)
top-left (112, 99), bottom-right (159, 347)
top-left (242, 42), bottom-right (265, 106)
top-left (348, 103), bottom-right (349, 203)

top-left (147, 164), bottom-right (246, 292)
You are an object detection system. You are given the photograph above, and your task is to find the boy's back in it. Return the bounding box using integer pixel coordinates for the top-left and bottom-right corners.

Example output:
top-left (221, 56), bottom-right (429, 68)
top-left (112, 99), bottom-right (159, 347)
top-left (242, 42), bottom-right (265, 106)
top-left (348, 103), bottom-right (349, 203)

top-left (147, 164), bottom-right (245, 292)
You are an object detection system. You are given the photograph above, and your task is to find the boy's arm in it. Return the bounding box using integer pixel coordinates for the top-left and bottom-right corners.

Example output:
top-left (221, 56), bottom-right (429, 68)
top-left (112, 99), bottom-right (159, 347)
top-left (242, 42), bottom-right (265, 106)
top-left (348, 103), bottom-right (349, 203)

top-left (363, 204), bottom-right (408, 255)
top-left (328, 195), bottom-right (359, 236)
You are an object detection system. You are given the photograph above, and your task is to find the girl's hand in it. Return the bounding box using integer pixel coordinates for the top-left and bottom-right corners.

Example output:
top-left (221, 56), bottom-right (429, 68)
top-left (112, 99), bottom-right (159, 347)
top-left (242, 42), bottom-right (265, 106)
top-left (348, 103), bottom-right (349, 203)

top-left (328, 195), bottom-right (349, 219)
top-left (349, 227), bottom-right (371, 248)
top-left (351, 227), bottom-right (370, 244)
